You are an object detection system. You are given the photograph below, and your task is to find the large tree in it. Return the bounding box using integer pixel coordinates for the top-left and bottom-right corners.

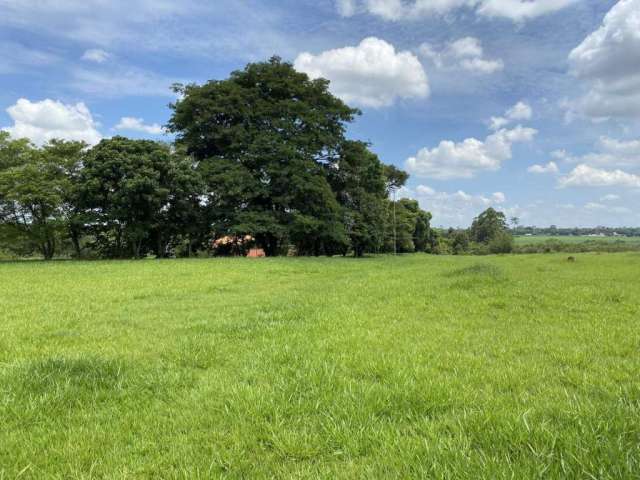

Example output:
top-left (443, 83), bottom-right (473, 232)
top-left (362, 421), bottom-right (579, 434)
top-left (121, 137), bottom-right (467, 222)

top-left (167, 57), bottom-right (358, 256)
top-left (79, 137), bottom-right (202, 258)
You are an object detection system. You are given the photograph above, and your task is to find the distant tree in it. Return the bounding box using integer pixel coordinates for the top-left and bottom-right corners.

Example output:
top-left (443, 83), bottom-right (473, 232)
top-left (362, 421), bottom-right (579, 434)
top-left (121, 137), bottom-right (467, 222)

top-left (79, 137), bottom-right (202, 258)
top-left (385, 198), bottom-right (420, 253)
top-left (470, 207), bottom-right (509, 244)
top-left (168, 57), bottom-right (358, 256)
top-left (0, 135), bottom-right (85, 259)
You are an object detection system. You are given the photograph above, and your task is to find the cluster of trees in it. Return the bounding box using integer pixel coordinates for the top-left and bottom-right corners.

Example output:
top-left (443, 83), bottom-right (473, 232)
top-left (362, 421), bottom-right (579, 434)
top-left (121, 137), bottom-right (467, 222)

top-left (432, 208), bottom-right (515, 255)
top-left (0, 58), bottom-right (437, 260)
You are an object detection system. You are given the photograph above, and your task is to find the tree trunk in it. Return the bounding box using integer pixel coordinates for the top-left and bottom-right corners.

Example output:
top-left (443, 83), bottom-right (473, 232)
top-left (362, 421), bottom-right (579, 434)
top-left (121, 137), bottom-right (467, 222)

top-left (42, 237), bottom-right (55, 260)
top-left (70, 227), bottom-right (82, 258)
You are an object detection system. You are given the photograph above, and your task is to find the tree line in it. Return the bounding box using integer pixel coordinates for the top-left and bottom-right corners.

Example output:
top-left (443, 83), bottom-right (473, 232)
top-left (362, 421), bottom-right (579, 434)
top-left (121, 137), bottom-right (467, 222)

top-left (0, 58), bottom-right (438, 259)
top-left (1, 57), bottom-right (516, 260)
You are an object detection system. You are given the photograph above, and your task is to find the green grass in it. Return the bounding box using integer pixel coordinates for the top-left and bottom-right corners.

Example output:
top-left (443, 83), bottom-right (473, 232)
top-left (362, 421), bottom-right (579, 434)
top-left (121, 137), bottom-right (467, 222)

top-left (1, 254), bottom-right (639, 479)
top-left (514, 235), bottom-right (640, 245)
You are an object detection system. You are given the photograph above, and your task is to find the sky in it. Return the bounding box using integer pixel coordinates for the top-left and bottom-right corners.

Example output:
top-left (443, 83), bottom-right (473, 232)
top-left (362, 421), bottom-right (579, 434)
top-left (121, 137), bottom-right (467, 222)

top-left (1, 0), bottom-right (639, 228)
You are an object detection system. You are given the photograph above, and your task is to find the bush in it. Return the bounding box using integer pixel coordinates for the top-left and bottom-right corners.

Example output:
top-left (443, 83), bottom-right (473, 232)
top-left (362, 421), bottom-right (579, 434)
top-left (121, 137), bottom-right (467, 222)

top-left (431, 237), bottom-right (452, 255)
top-left (488, 232), bottom-right (514, 254)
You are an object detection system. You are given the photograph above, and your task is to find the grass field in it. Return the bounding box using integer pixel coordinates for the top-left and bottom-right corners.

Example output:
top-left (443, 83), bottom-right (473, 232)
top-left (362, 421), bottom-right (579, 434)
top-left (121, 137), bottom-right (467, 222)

top-left (1, 254), bottom-right (639, 478)
top-left (514, 235), bottom-right (640, 245)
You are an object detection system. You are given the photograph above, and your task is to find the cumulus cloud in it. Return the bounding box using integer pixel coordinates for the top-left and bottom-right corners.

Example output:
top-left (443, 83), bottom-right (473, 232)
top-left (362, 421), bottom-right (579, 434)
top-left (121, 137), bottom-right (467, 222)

top-left (2, 98), bottom-right (102, 146)
top-left (489, 101), bottom-right (532, 130)
top-left (568, 0), bottom-right (640, 118)
top-left (405, 125), bottom-right (537, 179)
top-left (558, 164), bottom-right (640, 188)
top-left (551, 136), bottom-right (640, 168)
top-left (82, 49), bottom-right (110, 63)
top-left (418, 37), bottom-right (504, 75)
top-left (527, 161), bottom-right (558, 174)
top-left (294, 37), bottom-right (429, 108)
top-left (336, 0), bottom-right (575, 21)
top-left (115, 117), bottom-right (164, 135)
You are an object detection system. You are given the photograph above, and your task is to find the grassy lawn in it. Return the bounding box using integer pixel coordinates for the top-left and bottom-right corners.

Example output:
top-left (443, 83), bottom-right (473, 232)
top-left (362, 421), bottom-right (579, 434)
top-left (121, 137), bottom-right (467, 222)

top-left (1, 254), bottom-right (639, 478)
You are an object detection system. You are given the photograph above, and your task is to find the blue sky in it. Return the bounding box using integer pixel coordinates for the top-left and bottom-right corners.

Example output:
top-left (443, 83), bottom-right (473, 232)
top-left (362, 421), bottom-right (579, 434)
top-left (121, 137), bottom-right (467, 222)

top-left (1, 0), bottom-right (639, 227)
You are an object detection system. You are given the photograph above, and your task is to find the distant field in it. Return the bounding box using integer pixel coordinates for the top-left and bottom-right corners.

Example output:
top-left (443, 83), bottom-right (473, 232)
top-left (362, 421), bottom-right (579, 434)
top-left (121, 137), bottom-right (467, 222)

top-left (1, 254), bottom-right (639, 478)
top-left (515, 235), bottom-right (640, 245)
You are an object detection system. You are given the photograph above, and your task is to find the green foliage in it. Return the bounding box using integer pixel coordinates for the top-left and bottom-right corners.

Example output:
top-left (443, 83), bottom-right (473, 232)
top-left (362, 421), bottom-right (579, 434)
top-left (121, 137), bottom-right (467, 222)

top-left (450, 229), bottom-right (470, 255)
top-left (0, 136), bottom-right (85, 259)
top-left (79, 137), bottom-right (202, 258)
top-left (488, 230), bottom-right (515, 254)
top-left (413, 210), bottom-right (433, 252)
top-left (332, 141), bottom-right (387, 256)
top-left (470, 207), bottom-right (509, 243)
top-left (382, 198), bottom-right (434, 254)
top-left (1, 254), bottom-right (638, 477)
top-left (382, 164), bottom-right (409, 193)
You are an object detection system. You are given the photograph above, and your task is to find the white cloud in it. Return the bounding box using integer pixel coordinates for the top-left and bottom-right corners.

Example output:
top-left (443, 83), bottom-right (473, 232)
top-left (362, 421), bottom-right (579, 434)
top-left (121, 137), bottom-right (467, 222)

top-left (115, 117), bottom-right (163, 135)
top-left (416, 185), bottom-right (436, 196)
top-left (596, 137), bottom-right (640, 166)
top-left (82, 49), bottom-right (110, 63)
top-left (337, 0), bottom-right (575, 21)
top-left (528, 161), bottom-right (559, 174)
top-left (418, 37), bottom-right (504, 75)
top-left (405, 125), bottom-right (537, 179)
top-left (584, 202), bottom-right (631, 214)
top-left (2, 98), bottom-right (102, 146)
top-left (558, 164), bottom-right (640, 189)
top-left (476, 0), bottom-right (576, 21)
top-left (552, 136), bottom-right (640, 168)
top-left (294, 37), bottom-right (429, 108)
top-left (336, 0), bottom-right (357, 16)
top-left (492, 191), bottom-right (506, 203)
top-left (0, 42), bottom-right (59, 74)
top-left (569, 0), bottom-right (640, 118)
top-left (489, 101), bottom-right (532, 130)
top-left (0, 1), bottom-right (291, 63)
top-left (71, 66), bottom-right (177, 98)
top-left (600, 194), bottom-right (621, 202)
top-left (584, 202), bottom-right (607, 211)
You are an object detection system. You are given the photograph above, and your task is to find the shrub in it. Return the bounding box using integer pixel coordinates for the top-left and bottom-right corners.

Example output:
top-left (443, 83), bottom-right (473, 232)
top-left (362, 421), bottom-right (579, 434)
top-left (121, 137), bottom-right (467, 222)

top-left (488, 232), bottom-right (514, 254)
